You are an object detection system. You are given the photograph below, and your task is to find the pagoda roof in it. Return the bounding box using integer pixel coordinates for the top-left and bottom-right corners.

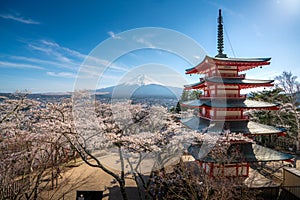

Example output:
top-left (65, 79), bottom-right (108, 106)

top-left (212, 56), bottom-right (271, 63)
top-left (184, 77), bottom-right (274, 90)
top-left (186, 56), bottom-right (271, 74)
top-left (181, 99), bottom-right (278, 110)
top-left (181, 117), bottom-right (284, 135)
top-left (188, 142), bottom-right (294, 163)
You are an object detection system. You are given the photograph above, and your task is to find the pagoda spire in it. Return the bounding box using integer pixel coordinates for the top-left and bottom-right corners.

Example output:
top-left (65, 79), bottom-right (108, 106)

top-left (216, 9), bottom-right (227, 58)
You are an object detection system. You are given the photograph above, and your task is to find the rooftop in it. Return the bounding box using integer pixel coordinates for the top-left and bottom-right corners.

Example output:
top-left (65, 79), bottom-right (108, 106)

top-left (185, 56), bottom-right (271, 74)
top-left (181, 117), bottom-right (284, 135)
top-left (184, 77), bottom-right (274, 89)
top-left (188, 142), bottom-right (294, 163)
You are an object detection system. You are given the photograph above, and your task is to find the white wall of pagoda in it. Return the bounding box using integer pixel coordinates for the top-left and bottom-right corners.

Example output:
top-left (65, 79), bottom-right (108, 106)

top-left (202, 84), bottom-right (242, 98)
top-left (201, 109), bottom-right (245, 120)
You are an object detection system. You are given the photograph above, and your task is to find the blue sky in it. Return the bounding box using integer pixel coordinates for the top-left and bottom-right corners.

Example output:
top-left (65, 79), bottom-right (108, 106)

top-left (1, 0), bottom-right (300, 93)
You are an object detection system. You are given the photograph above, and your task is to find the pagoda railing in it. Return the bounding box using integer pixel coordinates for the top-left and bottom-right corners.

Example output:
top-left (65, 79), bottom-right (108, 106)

top-left (199, 113), bottom-right (249, 121)
top-left (208, 73), bottom-right (246, 78)
top-left (199, 94), bottom-right (246, 99)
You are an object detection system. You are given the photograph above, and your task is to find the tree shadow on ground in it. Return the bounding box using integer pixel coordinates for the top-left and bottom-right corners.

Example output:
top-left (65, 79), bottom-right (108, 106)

top-left (102, 186), bottom-right (141, 200)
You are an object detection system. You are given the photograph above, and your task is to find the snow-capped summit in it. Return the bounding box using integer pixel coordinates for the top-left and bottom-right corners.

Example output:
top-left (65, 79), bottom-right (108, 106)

top-left (122, 74), bottom-right (162, 86)
top-left (96, 74), bottom-right (183, 98)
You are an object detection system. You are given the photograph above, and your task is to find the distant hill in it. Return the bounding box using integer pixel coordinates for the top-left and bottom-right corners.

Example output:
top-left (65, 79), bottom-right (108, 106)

top-left (96, 74), bottom-right (183, 99)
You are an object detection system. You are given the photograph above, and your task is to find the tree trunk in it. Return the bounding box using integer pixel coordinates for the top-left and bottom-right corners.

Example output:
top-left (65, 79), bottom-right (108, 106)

top-left (118, 179), bottom-right (128, 200)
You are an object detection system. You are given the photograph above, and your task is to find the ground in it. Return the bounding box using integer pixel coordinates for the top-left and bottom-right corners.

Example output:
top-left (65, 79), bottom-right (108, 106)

top-left (41, 161), bottom-right (140, 199)
top-left (41, 155), bottom-right (300, 200)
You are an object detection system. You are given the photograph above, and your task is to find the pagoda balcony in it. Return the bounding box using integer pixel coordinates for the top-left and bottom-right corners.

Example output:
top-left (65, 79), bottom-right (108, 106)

top-left (199, 113), bottom-right (249, 121)
top-left (209, 73), bottom-right (246, 78)
top-left (199, 94), bottom-right (247, 99)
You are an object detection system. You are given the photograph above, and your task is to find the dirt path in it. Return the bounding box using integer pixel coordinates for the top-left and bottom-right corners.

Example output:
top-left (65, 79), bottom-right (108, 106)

top-left (40, 160), bottom-right (139, 200)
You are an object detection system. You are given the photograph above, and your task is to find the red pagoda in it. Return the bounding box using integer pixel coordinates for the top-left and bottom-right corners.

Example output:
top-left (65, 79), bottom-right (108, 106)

top-left (182, 9), bottom-right (294, 177)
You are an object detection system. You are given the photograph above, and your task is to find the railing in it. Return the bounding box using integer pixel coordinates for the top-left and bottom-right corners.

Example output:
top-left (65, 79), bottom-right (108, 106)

top-left (209, 73), bottom-right (246, 78)
top-left (199, 94), bottom-right (247, 99)
top-left (199, 113), bottom-right (249, 121)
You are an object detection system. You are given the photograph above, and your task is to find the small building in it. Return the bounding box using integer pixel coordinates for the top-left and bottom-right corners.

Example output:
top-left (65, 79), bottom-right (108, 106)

top-left (280, 167), bottom-right (300, 199)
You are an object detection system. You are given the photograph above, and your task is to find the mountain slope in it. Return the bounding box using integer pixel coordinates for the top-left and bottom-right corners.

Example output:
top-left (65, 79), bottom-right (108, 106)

top-left (96, 75), bottom-right (183, 98)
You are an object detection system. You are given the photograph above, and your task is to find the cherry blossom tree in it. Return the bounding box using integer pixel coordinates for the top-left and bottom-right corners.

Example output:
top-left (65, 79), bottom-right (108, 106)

top-left (52, 91), bottom-right (198, 200)
top-left (248, 71), bottom-right (300, 151)
top-left (1, 91), bottom-right (259, 200)
top-left (150, 134), bottom-right (259, 200)
top-left (0, 94), bottom-right (72, 200)
top-left (275, 71), bottom-right (300, 151)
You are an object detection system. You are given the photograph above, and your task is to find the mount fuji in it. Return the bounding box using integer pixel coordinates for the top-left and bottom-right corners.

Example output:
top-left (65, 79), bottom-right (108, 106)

top-left (96, 74), bottom-right (183, 99)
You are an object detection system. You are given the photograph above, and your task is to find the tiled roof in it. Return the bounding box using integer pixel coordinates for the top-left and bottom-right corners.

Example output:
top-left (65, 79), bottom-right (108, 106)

top-left (207, 77), bottom-right (274, 84)
top-left (188, 142), bottom-right (294, 162)
top-left (184, 78), bottom-right (274, 88)
top-left (210, 56), bottom-right (271, 63)
top-left (185, 56), bottom-right (271, 74)
top-left (181, 117), bottom-right (284, 135)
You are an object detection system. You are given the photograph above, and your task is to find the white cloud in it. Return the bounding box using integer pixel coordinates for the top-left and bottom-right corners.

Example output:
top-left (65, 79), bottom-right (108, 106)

top-left (0, 13), bottom-right (40, 24)
top-left (3, 39), bottom-right (130, 79)
top-left (107, 31), bottom-right (122, 39)
top-left (28, 39), bottom-right (131, 74)
top-left (134, 37), bottom-right (155, 48)
top-left (28, 44), bottom-right (51, 54)
top-left (40, 40), bottom-right (59, 47)
top-left (78, 63), bottom-right (129, 79)
top-left (0, 61), bottom-right (44, 69)
top-left (10, 56), bottom-right (77, 70)
top-left (47, 71), bottom-right (77, 78)
top-left (28, 41), bottom-right (79, 65)
top-left (40, 40), bottom-right (86, 59)
top-left (193, 55), bottom-right (201, 60)
top-left (28, 40), bottom-right (130, 74)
